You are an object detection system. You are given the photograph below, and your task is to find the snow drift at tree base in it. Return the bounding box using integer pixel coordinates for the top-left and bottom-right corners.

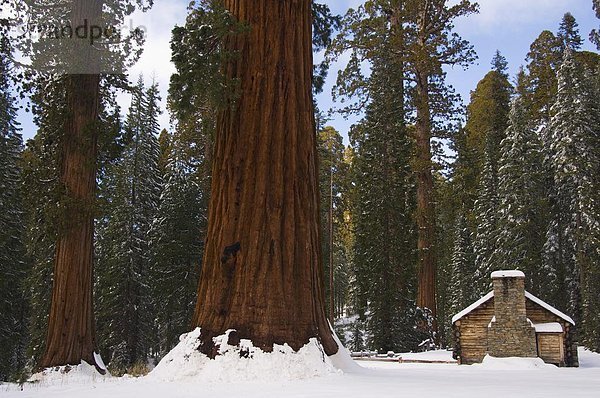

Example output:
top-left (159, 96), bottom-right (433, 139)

top-left (149, 328), bottom-right (351, 382)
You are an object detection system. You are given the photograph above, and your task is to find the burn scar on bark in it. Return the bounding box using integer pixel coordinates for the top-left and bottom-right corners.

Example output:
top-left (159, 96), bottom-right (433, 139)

top-left (227, 330), bottom-right (240, 346)
top-left (221, 242), bottom-right (241, 283)
top-left (221, 242), bottom-right (241, 265)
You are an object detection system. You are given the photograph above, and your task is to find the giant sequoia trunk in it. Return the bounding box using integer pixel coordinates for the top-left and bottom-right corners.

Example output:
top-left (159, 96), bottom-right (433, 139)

top-left (41, 73), bottom-right (101, 370)
top-left (414, 72), bottom-right (438, 321)
top-left (192, 0), bottom-right (338, 357)
top-left (41, 0), bottom-right (103, 370)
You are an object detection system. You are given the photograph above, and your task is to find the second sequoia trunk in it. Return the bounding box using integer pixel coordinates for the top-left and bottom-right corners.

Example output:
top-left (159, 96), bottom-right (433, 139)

top-left (40, 0), bottom-right (103, 370)
top-left (192, 0), bottom-right (338, 357)
top-left (40, 73), bottom-right (101, 369)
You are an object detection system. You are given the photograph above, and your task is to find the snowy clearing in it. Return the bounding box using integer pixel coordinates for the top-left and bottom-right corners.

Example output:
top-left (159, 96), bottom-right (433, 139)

top-left (1, 347), bottom-right (599, 398)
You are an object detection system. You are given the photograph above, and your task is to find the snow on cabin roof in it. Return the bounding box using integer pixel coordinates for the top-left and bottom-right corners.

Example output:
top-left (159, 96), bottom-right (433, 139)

top-left (451, 291), bottom-right (575, 325)
top-left (534, 322), bottom-right (564, 333)
top-left (525, 292), bottom-right (575, 325)
top-left (491, 270), bottom-right (525, 278)
top-left (451, 291), bottom-right (494, 324)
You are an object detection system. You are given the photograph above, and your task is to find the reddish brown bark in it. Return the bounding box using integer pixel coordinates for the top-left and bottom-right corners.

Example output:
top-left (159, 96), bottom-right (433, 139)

top-left (328, 157), bottom-right (335, 322)
top-left (41, 0), bottom-right (103, 370)
top-left (412, 6), bottom-right (438, 323)
top-left (192, 0), bottom-right (338, 356)
top-left (41, 73), bottom-right (101, 370)
top-left (414, 72), bottom-right (437, 321)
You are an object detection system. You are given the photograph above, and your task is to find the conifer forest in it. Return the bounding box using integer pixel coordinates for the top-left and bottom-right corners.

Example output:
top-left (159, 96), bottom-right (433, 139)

top-left (0, 0), bottom-right (599, 394)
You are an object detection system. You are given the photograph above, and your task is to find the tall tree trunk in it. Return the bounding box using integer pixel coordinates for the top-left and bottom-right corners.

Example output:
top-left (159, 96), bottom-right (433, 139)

top-left (41, 0), bottom-right (103, 370)
top-left (329, 151), bottom-right (335, 322)
top-left (41, 73), bottom-right (101, 369)
top-left (414, 72), bottom-right (437, 321)
top-left (192, 0), bottom-right (338, 357)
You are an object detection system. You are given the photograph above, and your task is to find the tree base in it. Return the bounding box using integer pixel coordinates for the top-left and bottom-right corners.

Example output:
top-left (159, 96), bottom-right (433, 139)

top-left (149, 328), bottom-right (344, 382)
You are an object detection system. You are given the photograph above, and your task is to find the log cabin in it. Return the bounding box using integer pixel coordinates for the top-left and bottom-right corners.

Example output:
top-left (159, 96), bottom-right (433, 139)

top-left (452, 270), bottom-right (578, 367)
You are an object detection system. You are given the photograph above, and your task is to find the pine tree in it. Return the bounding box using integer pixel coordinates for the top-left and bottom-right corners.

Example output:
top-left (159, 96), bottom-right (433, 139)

top-left (0, 36), bottom-right (28, 381)
top-left (96, 78), bottom-right (162, 372)
top-left (317, 126), bottom-right (350, 322)
top-left (347, 49), bottom-right (418, 352)
top-left (495, 96), bottom-right (549, 296)
top-left (473, 136), bottom-right (501, 296)
top-left (150, 141), bottom-right (204, 359)
top-left (157, 129), bottom-right (172, 176)
top-left (334, 149), bottom-right (355, 321)
top-left (545, 49), bottom-right (600, 349)
top-left (458, 53), bottom-right (512, 212)
top-left (160, 1), bottom-right (238, 358)
top-left (351, 118), bottom-right (417, 352)
top-left (311, 2), bottom-right (341, 99)
top-left (491, 50), bottom-right (509, 78)
top-left (449, 210), bottom-right (476, 316)
top-left (435, 173), bottom-right (462, 347)
top-left (525, 30), bottom-right (562, 124)
top-left (558, 12), bottom-right (583, 51)
top-left (20, 76), bottom-right (67, 371)
top-left (329, 0), bottom-right (478, 343)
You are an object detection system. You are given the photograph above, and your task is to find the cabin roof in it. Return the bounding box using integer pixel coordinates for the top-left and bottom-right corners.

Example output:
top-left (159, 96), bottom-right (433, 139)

top-left (451, 291), bottom-right (575, 325)
top-left (524, 292), bottom-right (575, 325)
top-left (451, 291), bottom-right (494, 324)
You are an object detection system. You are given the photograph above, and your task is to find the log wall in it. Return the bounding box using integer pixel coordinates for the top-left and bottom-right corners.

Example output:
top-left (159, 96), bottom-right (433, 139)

top-left (454, 298), bottom-right (495, 364)
top-left (454, 295), bottom-right (578, 367)
top-left (525, 299), bottom-right (578, 367)
top-left (537, 333), bottom-right (564, 365)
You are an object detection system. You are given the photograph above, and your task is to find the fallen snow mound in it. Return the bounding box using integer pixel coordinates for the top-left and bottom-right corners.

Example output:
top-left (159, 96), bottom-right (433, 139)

top-left (328, 329), bottom-right (364, 373)
top-left (479, 355), bottom-right (557, 370)
top-left (578, 347), bottom-right (600, 368)
top-left (29, 360), bottom-right (110, 386)
top-left (149, 328), bottom-right (342, 383)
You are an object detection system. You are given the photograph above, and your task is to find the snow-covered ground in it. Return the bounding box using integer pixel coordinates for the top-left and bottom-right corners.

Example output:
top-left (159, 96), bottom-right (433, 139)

top-left (398, 349), bottom-right (456, 362)
top-left (2, 347), bottom-right (599, 398)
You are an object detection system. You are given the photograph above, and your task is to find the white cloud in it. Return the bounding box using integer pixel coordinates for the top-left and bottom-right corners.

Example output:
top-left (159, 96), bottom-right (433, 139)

top-left (456, 0), bottom-right (574, 33)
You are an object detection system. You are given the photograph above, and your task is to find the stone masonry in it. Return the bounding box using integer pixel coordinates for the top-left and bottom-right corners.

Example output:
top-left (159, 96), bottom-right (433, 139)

top-left (487, 271), bottom-right (537, 358)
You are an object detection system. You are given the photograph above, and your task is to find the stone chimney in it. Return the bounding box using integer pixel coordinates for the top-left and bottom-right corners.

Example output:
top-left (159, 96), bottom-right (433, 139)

top-left (487, 270), bottom-right (537, 358)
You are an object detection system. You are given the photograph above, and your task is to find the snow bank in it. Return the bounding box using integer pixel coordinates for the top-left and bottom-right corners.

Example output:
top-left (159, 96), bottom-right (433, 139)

top-left (149, 328), bottom-right (342, 383)
top-left (28, 360), bottom-right (110, 386)
top-left (578, 347), bottom-right (600, 368)
top-left (479, 355), bottom-right (557, 370)
top-left (328, 330), bottom-right (364, 373)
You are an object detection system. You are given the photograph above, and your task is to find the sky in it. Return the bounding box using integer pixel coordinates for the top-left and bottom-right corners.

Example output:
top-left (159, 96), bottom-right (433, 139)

top-left (16, 0), bottom-right (600, 144)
